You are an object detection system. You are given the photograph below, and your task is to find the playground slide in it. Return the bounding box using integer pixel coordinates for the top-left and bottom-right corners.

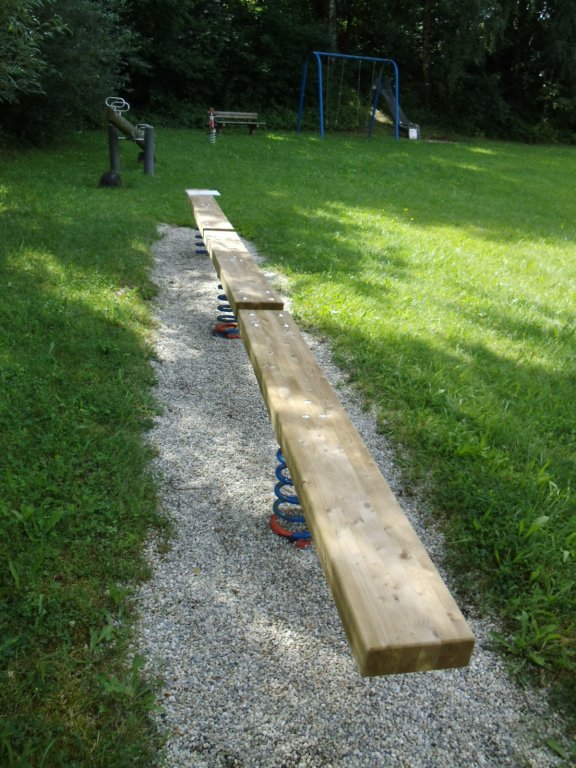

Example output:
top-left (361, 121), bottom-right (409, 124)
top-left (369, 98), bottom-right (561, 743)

top-left (380, 77), bottom-right (420, 138)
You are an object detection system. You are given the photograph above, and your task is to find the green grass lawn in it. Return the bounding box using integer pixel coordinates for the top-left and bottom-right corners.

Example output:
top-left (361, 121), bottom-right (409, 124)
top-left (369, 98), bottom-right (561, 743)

top-left (208, 131), bottom-right (576, 681)
top-left (1, 126), bottom-right (575, 763)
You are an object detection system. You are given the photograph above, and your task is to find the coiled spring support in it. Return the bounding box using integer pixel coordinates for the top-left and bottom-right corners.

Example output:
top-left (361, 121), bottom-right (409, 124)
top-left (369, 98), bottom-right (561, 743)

top-left (214, 285), bottom-right (240, 338)
top-left (195, 232), bottom-right (208, 256)
top-left (194, 233), bottom-right (240, 339)
top-left (270, 449), bottom-right (311, 547)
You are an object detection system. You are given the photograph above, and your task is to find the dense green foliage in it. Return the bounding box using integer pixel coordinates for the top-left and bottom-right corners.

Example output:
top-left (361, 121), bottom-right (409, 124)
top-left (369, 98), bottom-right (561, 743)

top-left (0, 0), bottom-right (58, 104)
top-left (1, 0), bottom-right (575, 142)
top-left (0, 0), bottom-right (136, 142)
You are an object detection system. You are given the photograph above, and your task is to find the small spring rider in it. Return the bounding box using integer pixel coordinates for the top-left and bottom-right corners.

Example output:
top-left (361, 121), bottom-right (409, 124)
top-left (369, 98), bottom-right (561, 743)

top-left (208, 108), bottom-right (216, 143)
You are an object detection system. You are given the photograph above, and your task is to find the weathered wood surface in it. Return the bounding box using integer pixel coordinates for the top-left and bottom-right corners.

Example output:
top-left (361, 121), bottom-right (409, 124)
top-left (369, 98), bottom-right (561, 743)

top-left (212, 111), bottom-right (265, 131)
top-left (237, 308), bottom-right (475, 676)
top-left (212, 111), bottom-right (260, 121)
top-left (203, 230), bottom-right (283, 312)
top-left (187, 192), bottom-right (235, 236)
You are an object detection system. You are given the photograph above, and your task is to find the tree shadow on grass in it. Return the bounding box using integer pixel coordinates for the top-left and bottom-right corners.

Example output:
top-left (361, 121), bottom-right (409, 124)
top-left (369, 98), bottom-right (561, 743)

top-left (0, 141), bottom-right (165, 764)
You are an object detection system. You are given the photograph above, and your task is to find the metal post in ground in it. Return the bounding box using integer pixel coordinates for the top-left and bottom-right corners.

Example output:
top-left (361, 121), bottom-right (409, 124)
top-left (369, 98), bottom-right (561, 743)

top-left (143, 125), bottom-right (155, 175)
top-left (108, 124), bottom-right (121, 173)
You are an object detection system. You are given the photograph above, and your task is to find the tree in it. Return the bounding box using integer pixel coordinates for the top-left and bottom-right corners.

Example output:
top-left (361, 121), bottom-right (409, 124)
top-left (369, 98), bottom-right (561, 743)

top-left (328, 0), bottom-right (337, 49)
top-left (0, 0), bottom-right (137, 142)
top-left (2, 0), bottom-right (574, 141)
top-left (126, 0), bottom-right (329, 118)
top-left (0, 0), bottom-right (61, 104)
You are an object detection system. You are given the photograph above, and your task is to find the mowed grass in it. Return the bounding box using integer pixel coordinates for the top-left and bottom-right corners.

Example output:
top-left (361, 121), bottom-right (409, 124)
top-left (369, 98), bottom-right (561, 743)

top-left (0, 141), bottom-right (169, 765)
top-left (192, 130), bottom-right (576, 716)
top-left (210, 136), bottom-right (576, 668)
top-left (1, 126), bottom-right (575, 762)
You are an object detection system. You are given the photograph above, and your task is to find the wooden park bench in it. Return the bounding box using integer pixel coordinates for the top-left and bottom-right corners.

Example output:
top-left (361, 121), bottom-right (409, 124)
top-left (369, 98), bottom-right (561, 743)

top-left (186, 190), bottom-right (476, 677)
top-left (210, 110), bottom-right (266, 134)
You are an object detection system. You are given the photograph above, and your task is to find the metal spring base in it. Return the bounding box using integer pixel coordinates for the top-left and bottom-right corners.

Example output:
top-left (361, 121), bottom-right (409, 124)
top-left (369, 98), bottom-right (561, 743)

top-left (194, 233), bottom-right (208, 256)
top-left (270, 449), bottom-right (311, 547)
top-left (194, 233), bottom-right (240, 339)
top-left (214, 284), bottom-right (240, 338)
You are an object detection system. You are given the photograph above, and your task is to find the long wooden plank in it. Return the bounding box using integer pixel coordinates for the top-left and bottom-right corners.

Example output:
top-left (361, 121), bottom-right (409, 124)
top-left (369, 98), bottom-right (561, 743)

top-left (237, 308), bottom-right (475, 677)
top-left (187, 192), bottom-right (235, 236)
top-left (203, 230), bottom-right (283, 311)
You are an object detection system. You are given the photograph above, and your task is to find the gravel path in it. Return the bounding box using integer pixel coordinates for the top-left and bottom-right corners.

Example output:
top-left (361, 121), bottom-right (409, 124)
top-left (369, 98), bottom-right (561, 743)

top-left (135, 224), bottom-right (566, 768)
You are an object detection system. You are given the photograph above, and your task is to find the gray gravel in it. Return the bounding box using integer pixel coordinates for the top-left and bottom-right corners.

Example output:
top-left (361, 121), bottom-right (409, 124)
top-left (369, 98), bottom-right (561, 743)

top-left (135, 224), bottom-right (567, 768)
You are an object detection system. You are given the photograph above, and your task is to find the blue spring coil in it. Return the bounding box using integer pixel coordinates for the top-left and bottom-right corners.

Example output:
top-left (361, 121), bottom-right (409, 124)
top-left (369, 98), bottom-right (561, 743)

top-left (195, 233), bottom-right (238, 337)
top-left (270, 449), bottom-right (311, 545)
top-left (195, 233), bottom-right (208, 255)
top-left (217, 290), bottom-right (236, 322)
top-left (214, 284), bottom-right (240, 338)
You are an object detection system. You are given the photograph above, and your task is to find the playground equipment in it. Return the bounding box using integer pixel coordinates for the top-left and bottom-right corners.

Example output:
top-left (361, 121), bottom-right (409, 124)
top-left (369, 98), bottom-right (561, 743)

top-left (379, 76), bottom-right (420, 139)
top-left (186, 189), bottom-right (475, 677)
top-left (270, 448), bottom-right (311, 546)
top-left (208, 108), bottom-right (266, 135)
top-left (214, 284), bottom-right (241, 339)
top-left (297, 51), bottom-right (400, 140)
top-left (100, 97), bottom-right (155, 185)
top-left (208, 109), bottom-right (217, 144)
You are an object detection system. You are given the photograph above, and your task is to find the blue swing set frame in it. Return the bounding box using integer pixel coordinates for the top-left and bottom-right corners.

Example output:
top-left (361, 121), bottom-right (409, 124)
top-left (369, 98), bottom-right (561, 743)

top-left (296, 51), bottom-right (400, 141)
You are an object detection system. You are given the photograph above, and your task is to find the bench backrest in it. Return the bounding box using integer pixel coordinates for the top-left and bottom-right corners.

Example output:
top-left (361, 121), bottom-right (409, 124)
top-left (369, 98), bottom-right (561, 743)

top-left (213, 111), bottom-right (259, 120)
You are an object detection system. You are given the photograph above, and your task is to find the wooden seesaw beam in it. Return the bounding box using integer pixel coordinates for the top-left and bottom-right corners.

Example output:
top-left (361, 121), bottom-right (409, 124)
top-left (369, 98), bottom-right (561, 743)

top-left (186, 190), bottom-right (475, 676)
top-left (202, 230), bottom-right (284, 313)
top-left (238, 309), bottom-right (475, 676)
top-left (187, 190), bottom-right (283, 312)
top-left (186, 190), bottom-right (235, 236)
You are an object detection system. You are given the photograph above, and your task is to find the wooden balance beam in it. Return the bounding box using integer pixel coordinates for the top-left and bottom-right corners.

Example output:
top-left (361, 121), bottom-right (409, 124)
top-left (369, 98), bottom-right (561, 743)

top-left (237, 308), bottom-right (475, 676)
top-left (202, 230), bottom-right (284, 312)
top-left (186, 189), bottom-right (475, 675)
top-left (187, 190), bottom-right (235, 236)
